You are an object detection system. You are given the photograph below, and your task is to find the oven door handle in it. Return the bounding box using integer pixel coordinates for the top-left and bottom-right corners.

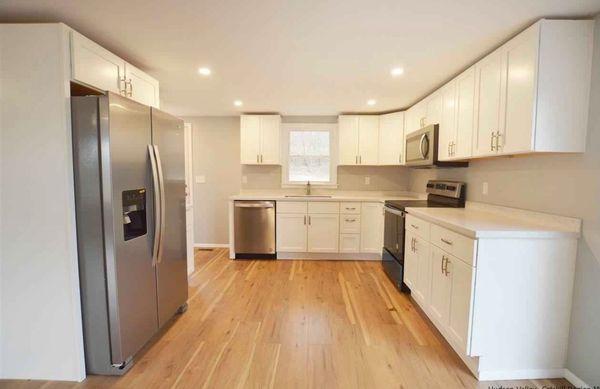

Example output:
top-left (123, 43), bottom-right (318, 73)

top-left (384, 206), bottom-right (405, 217)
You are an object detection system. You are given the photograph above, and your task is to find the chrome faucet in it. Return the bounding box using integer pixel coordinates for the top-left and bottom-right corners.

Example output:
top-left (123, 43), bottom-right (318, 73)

top-left (306, 181), bottom-right (311, 195)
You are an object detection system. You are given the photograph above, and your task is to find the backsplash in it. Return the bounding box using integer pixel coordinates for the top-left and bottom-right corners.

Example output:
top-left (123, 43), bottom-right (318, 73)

top-left (241, 165), bottom-right (410, 191)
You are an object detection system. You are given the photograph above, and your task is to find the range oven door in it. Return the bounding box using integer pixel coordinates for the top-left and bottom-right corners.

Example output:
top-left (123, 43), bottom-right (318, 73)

top-left (382, 206), bottom-right (408, 292)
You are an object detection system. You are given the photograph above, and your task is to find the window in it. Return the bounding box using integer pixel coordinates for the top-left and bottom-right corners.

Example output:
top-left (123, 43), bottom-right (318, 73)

top-left (282, 123), bottom-right (337, 186)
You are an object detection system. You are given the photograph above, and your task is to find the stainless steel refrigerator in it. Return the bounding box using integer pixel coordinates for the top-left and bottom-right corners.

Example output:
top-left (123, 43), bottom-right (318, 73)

top-left (72, 92), bottom-right (188, 375)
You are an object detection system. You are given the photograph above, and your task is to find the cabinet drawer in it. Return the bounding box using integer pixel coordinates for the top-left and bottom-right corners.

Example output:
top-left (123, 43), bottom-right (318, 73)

top-left (277, 201), bottom-right (307, 214)
top-left (340, 202), bottom-right (361, 214)
top-left (430, 224), bottom-right (476, 266)
top-left (339, 234), bottom-right (360, 253)
top-left (307, 202), bottom-right (340, 214)
top-left (340, 215), bottom-right (361, 234)
top-left (406, 214), bottom-right (430, 240)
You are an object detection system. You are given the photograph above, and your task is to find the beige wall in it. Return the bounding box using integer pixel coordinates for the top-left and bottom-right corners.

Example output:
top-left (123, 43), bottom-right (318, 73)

top-left (185, 116), bottom-right (410, 244)
top-left (184, 116), bottom-right (242, 245)
top-left (408, 15), bottom-right (600, 385)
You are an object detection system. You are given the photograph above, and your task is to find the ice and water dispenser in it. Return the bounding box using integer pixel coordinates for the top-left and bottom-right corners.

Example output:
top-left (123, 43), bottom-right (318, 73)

top-left (122, 189), bottom-right (147, 241)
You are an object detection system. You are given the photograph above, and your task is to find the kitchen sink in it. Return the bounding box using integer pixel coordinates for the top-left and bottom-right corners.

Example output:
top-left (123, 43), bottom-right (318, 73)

top-left (284, 195), bottom-right (333, 198)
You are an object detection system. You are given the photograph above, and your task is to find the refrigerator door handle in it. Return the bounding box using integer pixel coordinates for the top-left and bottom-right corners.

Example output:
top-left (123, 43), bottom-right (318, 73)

top-left (153, 145), bottom-right (167, 264)
top-left (148, 145), bottom-right (161, 267)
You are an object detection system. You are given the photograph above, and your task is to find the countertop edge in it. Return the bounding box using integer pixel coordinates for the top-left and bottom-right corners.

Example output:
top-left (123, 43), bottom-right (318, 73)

top-left (405, 207), bottom-right (580, 240)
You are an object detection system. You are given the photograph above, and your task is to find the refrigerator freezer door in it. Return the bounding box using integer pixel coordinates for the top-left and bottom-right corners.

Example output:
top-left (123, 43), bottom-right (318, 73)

top-left (151, 108), bottom-right (188, 328)
top-left (104, 93), bottom-right (159, 364)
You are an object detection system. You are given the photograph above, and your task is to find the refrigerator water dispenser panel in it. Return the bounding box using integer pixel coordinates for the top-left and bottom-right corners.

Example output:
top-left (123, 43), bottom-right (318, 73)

top-left (122, 189), bottom-right (147, 241)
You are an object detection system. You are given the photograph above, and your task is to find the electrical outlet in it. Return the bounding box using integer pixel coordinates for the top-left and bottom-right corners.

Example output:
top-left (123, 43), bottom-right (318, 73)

top-left (242, 175), bottom-right (248, 184)
top-left (364, 176), bottom-right (371, 185)
top-left (482, 182), bottom-right (488, 195)
top-left (195, 175), bottom-right (206, 184)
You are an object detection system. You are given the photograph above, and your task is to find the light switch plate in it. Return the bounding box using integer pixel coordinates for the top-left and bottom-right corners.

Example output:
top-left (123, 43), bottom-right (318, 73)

top-left (364, 176), bottom-right (371, 185)
top-left (195, 175), bottom-right (206, 184)
top-left (482, 182), bottom-right (488, 195)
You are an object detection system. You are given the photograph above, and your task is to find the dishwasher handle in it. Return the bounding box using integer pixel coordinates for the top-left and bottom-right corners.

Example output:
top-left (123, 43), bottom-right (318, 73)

top-left (234, 201), bottom-right (275, 208)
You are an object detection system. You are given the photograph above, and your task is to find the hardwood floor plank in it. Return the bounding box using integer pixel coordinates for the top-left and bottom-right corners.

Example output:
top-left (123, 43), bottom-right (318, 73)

top-left (2, 250), bottom-right (573, 389)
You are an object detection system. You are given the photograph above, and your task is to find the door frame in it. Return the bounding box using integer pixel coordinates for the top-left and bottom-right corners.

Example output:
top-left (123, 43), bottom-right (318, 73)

top-left (184, 122), bottom-right (195, 275)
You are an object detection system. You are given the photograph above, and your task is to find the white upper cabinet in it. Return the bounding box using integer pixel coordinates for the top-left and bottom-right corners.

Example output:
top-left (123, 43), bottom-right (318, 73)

top-left (124, 63), bottom-right (160, 108)
top-left (70, 30), bottom-right (161, 108)
top-left (338, 115), bottom-right (379, 165)
top-left (473, 47), bottom-right (506, 157)
top-left (438, 81), bottom-right (457, 161)
top-left (405, 100), bottom-right (427, 136)
top-left (425, 92), bottom-right (442, 126)
top-left (71, 31), bottom-right (125, 94)
top-left (357, 116), bottom-right (379, 165)
top-left (378, 112), bottom-right (405, 165)
top-left (453, 67), bottom-right (476, 159)
top-left (473, 19), bottom-right (593, 157)
top-left (338, 115), bottom-right (360, 165)
top-left (240, 115), bottom-right (281, 165)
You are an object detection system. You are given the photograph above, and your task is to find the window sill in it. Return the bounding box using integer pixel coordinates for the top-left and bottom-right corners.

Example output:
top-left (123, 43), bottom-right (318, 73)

top-left (281, 183), bottom-right (338, 189)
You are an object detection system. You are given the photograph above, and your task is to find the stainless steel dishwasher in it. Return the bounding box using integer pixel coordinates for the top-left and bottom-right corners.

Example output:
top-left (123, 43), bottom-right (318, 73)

top-left (234, 201), bottom-right (276, 259)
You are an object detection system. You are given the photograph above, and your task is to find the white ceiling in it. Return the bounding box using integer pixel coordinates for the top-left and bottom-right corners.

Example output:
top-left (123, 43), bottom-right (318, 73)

top-left (1, 0), bottom-right (600, 116)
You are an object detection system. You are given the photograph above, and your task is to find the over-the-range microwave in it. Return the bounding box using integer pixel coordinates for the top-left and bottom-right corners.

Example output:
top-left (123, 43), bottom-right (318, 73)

top-left (404, 124), bottom-right (468, 168)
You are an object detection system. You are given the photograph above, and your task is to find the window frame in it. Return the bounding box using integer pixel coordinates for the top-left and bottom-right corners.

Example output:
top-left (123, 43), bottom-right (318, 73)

top-left (281, 123), bottom-right (338, 188)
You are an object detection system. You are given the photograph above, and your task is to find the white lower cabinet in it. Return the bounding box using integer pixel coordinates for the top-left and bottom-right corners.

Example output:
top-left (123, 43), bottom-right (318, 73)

top-left (412, 234), bottom-right (431, 305)
top-left (447, 255), bottom-right (475, 354)
top-left (276, 213), bottom-right (307, 252)
top-left (429, 246), bottom-right (452, 325)
top-left (403, 213), bottom-right (578, 380)
top-left (360, 202), bottom-right (383, 253)
top-left (307, 214), bottom-right (339, 253)
top-left (276, 201), bottom-right (384, 256)
top-left (339, 234), bottom-right (360, 253)
top-left (403, 231), bottom-right (418, 290)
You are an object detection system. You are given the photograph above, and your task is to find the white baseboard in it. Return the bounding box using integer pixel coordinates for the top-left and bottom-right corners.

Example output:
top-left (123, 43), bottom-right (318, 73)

top-left (194, 243), bottom-right (230, 248)
top-left (478, 368), bottom-right (565, 381)
top-left (277, 252), bottom-right (380, 260)
top-left (563, 369), bottom-right (590, 388)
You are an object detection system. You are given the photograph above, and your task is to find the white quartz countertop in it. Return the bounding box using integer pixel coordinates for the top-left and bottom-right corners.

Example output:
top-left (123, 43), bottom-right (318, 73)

top-left (229, 190), bottom-right (424, 202)
top-left (405, 203), bottom-right (581, 239)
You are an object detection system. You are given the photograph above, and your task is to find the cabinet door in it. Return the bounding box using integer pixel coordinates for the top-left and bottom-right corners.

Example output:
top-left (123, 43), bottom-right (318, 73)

top-left (240, 115), bottom-right (261, 164)
top-left (338, 115), bottom-right (359, 165)
top-left (448, 257), bottom-right (475, 354)
top-left (276, 213), bottom-right (307, 252)
top-left (360, 202), bottom-right (383, 253)
top-left (307, 214), bottom-right (339, 253)
top-left (404, 231), bottom-right (418, 290)
top-left (357, 116), bottom-right (379, 165)
top-left (429, 247), bottom-right (452, 325)
top-left (259, 115), bottom-right (281, 164)
top-left (378, 112), bottom-right (404, 165)
top-left (455, 67), bottom-right (476, 159)
top-left (473, 49), bottom-right (506, 157)
top-left (439, 82), bottom-right (457, 161)
top-left (125, 63), bottom-right (160, 108)
top-left (425, 93), bottom-right (442, 126)
top-left (413, 235), bottom-right (432, 306)
top-left (502, 26), bottom-right (538, 154)
top-left (71, 31), bottom-right (125, 94)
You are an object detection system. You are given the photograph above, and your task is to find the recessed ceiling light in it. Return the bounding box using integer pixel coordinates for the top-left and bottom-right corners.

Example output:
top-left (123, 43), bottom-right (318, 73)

top-left (198, 67), bottom-right (211, 76)
top-left (391, 67), bottom-right (404, 77)
top-left (367, 99), bottom-right (377, 106)
top-left (234, 100), bottom-right (243, 107)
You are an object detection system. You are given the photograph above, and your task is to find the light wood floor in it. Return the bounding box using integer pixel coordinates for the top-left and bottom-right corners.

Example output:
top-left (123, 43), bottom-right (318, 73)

top-left (1, 248), bottom-right (572, 389)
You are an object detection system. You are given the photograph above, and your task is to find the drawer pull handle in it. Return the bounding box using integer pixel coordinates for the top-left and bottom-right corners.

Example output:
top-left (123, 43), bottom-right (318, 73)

top-left (440, 238), bottom-right (453, 246)
top-left (345, 219), bottom-right (356, 222)
top-left (411, 224), bottom-right (419, 229)
top-left (345, 207), bottom-right (356, 210)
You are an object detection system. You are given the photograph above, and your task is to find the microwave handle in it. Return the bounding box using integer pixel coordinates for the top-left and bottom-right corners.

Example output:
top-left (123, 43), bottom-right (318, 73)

top-left (419, 134), bottom-right (428, 158)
